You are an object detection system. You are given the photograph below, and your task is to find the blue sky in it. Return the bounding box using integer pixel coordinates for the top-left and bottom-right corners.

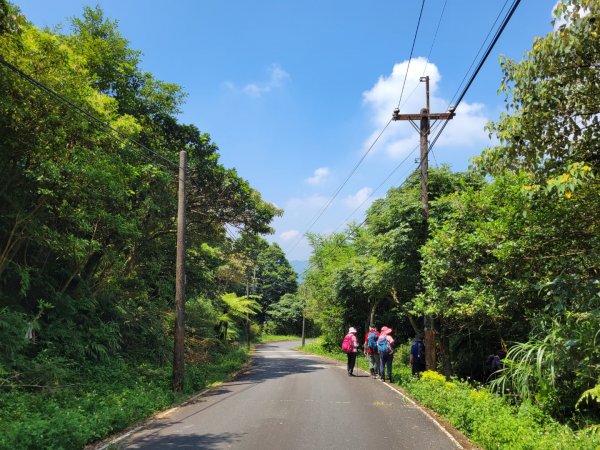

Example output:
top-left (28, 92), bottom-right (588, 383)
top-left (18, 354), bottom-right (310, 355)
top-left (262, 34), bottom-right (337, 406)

top-left (15, 0), bottom-right (556, 261)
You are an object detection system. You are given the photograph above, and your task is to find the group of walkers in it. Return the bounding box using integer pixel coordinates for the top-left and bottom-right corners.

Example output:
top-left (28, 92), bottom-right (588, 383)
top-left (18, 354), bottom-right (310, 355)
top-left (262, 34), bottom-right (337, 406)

top-left (342, 325), bottom-right (426, 381)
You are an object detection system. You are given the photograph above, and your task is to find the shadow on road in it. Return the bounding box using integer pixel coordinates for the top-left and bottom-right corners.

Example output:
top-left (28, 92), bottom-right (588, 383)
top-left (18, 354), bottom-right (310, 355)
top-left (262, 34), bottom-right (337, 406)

top-left (125, 431), bottom-right (245, 449)
top-left (244, 344), bottom-right (329, 381)
top-left (190, 344), bottom-right (329, 404)
top-left (120, 343), bottom-right (333, 448)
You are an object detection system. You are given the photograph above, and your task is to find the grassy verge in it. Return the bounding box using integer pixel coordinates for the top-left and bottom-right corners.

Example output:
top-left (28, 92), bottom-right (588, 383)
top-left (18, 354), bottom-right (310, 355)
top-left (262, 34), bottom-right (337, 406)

top-left (300, 339), bottom-right (600, 450)
top-left (257, 334), bottom-right (302, 342)
top-left (0, 347), bottom-right (249, 450)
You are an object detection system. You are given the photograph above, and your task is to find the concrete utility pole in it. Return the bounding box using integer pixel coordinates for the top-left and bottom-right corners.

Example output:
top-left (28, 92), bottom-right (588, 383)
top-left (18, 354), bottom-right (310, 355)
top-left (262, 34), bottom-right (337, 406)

top-left (172, 150), bottom-right (187, 392)
top-left (391, 76), bottom-right (454, 371)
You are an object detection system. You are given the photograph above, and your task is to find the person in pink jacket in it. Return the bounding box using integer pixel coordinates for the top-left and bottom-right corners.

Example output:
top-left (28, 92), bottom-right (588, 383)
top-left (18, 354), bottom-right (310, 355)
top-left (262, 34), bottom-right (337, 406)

top-left (377, 326), bottom-right (395, 382)
top-left (341, 327), bottom-right (359, 376)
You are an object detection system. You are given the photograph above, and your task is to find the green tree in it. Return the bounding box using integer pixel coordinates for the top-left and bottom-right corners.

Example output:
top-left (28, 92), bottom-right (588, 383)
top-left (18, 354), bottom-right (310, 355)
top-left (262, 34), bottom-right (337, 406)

top-left (0, 4), bottom-right (279, 380)
top-left (253, 241), bottom-right (298, 323)
top-left (265, 293), bottom-right (306, 336)
top-left (418, 0), bottom-right (599, 419)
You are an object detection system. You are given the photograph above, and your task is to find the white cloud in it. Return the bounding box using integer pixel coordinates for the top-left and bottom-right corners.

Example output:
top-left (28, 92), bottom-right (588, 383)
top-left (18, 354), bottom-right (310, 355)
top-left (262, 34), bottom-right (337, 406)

top-left (362, 58), bottom-right (490, 159)
top-left (344, 187), bottom-right (373, 209)
top-left (306, 167), bottom-right (330, 185)
top-left (280, 229), bottom-right (301, 242)
top-left (243, 64), bottom-right (290, 97)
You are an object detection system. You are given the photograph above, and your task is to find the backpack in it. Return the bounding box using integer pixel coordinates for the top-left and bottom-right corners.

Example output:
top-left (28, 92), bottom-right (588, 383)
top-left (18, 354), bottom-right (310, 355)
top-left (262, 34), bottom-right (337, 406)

top-left (377, 337), bottom-right (390, 355)
top-left (367, 332), bottom-right (378, 352)
top-left (341, 334), bottom-right (354, 353)
top-left (486, 354), bottom-right (501, 372)
top-left (415, 341), bottom-right (425, 364)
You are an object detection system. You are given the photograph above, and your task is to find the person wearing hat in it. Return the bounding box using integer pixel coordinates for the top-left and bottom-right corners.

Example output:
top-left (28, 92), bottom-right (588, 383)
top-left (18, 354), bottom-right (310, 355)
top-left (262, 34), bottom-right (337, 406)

top-left (341, 327), bottom-right (359, 376)
top-left (377, 326), bottom-right (395, 382)
top-left (363, 324), bottom-right (380, 379)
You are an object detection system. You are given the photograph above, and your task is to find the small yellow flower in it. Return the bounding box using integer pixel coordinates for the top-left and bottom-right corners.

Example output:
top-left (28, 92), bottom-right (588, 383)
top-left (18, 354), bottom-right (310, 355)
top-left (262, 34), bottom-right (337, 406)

top-left (565, 191), bottom-right (573, 199)
top-left (582, 165), bottom-right (592, 172)
top-left (561, 173), bottom-right (570, 182)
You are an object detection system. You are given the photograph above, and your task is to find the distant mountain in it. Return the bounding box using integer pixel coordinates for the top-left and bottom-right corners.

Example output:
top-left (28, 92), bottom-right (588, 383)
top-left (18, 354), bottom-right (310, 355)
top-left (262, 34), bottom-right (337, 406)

top-left (290, 260), bottom-right (309, 282)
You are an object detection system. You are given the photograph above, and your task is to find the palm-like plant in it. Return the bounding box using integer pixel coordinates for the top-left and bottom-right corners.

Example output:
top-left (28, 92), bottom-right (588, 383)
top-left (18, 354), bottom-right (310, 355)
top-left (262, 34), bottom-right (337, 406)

top-left (217, 293), bottom-right (261, 342)
top-left (491, 331), bottom-right (560, 403)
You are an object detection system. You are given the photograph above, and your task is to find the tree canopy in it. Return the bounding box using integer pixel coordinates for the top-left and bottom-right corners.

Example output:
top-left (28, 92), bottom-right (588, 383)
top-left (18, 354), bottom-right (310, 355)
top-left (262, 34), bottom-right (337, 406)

top-left (0, 4), bottom-right (293, 386)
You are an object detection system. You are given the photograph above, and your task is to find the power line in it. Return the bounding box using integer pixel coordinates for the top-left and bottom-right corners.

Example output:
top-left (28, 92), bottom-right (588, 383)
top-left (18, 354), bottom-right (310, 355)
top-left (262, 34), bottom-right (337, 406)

top-left (398, 0), bottom-right (448, 110)
top-left (332, 144), bottom-right (418, 233)
top-left (448, 0), bottom-right (511, 107)
top-left (309, 0), bottom-right (523, 267)
top-left (284, 118), bottom-right (393, 256)
top-left (285, 2), bottom-right (431, 258)
top-left (0, 56), bottom-right (180, 173)
top-left (430, 148), bottom-right (439, 167)
top-left (456, 0), bottom-right (521, 108)
top-left (396, 0), bottom-right (427, 110)
top-left (429, 0), bottom-right (521, 154)
top-left (334, 118), bottom-right (444, 233)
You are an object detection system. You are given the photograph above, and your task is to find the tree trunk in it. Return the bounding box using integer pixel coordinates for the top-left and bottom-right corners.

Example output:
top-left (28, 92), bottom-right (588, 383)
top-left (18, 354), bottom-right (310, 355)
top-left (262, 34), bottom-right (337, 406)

top-left (440, 320), bottom-right (452, 379)
top-left (369, 299), bottom-right (380, 325)
top-left (407, 313), bottom-right (422, 335)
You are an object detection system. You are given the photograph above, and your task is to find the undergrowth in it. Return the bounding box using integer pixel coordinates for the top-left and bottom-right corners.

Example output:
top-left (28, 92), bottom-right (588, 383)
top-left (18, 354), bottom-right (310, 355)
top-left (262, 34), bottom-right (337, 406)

top-left (0, 347), bottom-right (248, 450)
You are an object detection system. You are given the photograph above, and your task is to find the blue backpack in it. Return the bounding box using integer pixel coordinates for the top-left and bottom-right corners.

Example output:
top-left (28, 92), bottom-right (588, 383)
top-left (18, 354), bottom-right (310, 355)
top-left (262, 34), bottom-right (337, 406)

top-left (367, 332), bottom-right (378, 351)
top-left (377, 337), bottom-right (390, 355)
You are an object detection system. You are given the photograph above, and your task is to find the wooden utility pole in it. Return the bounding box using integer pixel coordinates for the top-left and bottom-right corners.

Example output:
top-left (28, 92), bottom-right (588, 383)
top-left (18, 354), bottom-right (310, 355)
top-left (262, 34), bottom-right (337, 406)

top-left (392, 76), bottom-right (454, 371)
top-left (246, 278), bottom-right (251, 349)
top-left (301, 286), bottom-right (307, 347)
top-left (172, 150), bottom-right (187, 392)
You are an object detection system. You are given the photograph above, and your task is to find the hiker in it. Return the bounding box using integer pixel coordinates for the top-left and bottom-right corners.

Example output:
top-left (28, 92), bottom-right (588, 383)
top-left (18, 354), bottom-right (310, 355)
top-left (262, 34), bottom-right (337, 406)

top-left (409, 335), bottom-right (426, 376)
top-left (341, 327), bottom-right (359, 376)
top-left (377, 326), bottom-right (395, 382)
top-left (485, 348), bottom-right (504, 380)
top-left (363, 325), bottom-right (379, 379)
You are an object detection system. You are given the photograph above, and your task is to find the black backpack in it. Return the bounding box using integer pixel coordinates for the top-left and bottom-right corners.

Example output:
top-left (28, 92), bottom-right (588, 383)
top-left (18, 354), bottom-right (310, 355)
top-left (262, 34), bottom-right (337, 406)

top-left (415, 341), bottom-right (425, 363)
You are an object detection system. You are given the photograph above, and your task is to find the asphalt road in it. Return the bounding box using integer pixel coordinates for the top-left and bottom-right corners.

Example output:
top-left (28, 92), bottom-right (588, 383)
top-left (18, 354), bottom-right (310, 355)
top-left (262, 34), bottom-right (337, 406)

top-left (118, 340), bottom-right (461, 449)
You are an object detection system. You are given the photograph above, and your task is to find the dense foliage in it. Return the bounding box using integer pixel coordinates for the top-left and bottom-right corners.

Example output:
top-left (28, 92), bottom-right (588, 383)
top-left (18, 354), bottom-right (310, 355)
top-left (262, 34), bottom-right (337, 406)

top-left (0, 349), bottom-right (249, 449)
top-left (0, 4), bottom-right (298, 445)
top-left (305, 0), bottom-right (599, 429)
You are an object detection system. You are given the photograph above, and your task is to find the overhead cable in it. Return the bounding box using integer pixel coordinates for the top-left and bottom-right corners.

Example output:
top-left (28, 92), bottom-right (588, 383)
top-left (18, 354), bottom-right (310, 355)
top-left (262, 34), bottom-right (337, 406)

top-left (0, 56), bottom-right (180, 173)
top-left (284, 118), bottom-right (393, 256)
top-left (396, 0), bottom-right (427, 110)
top-left (429, 0), bottom-right (522, 154)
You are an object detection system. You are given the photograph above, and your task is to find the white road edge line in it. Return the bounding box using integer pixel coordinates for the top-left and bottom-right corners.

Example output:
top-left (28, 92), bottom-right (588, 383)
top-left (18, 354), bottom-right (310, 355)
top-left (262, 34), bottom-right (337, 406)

top-left (382, 381), bottom-right (463, 449)
top-left (96, 387), bottom-right (211, 450)
top-left (336, 365), bottom-right (464, 450)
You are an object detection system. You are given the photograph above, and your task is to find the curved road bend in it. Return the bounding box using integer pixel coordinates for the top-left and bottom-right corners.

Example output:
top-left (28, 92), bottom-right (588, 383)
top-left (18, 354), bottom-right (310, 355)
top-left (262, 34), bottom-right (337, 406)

top-left (120, 340), bottom-right (461, 449)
